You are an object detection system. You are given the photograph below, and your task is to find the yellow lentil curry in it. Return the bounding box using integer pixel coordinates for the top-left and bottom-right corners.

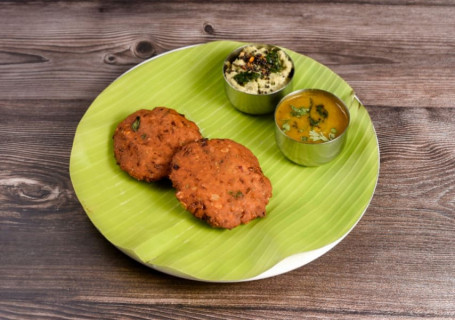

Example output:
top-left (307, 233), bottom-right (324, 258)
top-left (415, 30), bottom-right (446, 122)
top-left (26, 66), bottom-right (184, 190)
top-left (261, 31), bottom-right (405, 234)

top-left (275, 90), bottom-right (349, 144)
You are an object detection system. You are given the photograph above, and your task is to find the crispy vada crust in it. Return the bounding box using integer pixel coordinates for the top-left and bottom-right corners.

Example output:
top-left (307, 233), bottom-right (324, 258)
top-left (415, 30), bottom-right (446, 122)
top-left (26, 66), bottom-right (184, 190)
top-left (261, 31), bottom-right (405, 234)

top-left (113, 107), bottom-right (202, 182)
top-left (169, 138), bottom-right (272, 229)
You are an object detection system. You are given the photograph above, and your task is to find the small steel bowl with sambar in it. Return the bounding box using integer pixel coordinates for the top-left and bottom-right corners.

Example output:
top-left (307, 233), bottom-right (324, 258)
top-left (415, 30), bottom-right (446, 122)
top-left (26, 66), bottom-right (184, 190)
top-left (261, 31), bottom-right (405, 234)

top-left (274, 89), bottom-right (350, 166)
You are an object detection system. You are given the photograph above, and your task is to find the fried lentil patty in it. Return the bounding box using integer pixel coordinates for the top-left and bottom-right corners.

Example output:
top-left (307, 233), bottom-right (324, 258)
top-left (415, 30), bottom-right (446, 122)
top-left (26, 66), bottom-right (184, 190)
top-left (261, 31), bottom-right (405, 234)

top-left (113, 107), bottom-right (202, 182)
top-left (169, 138), bottom-right (272, 229)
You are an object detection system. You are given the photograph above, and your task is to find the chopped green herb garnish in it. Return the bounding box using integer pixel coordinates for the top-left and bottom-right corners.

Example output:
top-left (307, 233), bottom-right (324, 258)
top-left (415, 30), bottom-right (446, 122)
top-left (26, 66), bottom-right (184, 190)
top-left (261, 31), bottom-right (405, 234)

top-left (309, 130), bottom-right (329, 142)
top-left (281, 122), bottom-right (291, 132)
top-left (316, 104), bottom-right (328, 119)
top-left (228, 190), bottom-right (244, 199)
top-left (301, 136), bottom-right (308, 142)
top-left (233, 71), bottom-right (260, 86)
top-left (265, 49), bottom-right (283, 73)
top-left (290, 105), bottom-right (309, 117)
top-left (329, 128), bottom-right (337, 140)
top-left (131, 116), bottom-right (140, 132)
top-left (308, 101), bottom-right (321, 128)
top-left (309, 116), bottom-right (320, 127)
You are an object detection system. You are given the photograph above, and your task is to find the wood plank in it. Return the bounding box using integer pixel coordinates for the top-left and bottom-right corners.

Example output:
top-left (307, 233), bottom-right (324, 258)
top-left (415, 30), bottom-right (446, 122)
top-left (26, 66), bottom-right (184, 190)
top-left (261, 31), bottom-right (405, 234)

top-left (0, 2), bottom-right (454, 107)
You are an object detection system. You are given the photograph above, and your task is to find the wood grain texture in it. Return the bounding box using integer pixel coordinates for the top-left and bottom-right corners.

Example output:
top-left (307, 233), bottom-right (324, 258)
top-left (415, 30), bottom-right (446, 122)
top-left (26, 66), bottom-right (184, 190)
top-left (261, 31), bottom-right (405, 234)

top-left (1, 0), bottom-right (454, 319)
top-left (1, 1), bottom-right (455, 107)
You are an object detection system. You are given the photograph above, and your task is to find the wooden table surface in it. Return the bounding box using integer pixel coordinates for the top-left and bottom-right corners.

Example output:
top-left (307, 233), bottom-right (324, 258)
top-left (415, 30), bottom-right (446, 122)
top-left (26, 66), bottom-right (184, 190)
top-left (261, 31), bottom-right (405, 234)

top-left (1, 1), bottom-right (454, 319)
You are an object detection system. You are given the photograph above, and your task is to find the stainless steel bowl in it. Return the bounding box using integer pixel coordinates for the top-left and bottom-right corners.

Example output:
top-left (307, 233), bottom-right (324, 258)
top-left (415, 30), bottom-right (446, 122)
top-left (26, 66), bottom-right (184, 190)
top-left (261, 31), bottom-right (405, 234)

top-left (223, 44), bottom-right (294, 115)
top-left (274, 89), bottom-right (350, 166)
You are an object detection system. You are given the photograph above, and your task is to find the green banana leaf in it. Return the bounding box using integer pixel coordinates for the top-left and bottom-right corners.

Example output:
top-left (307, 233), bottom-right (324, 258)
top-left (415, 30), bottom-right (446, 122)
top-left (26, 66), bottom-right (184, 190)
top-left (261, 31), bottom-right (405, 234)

top-left (70, 40), bottom-right (379, 282)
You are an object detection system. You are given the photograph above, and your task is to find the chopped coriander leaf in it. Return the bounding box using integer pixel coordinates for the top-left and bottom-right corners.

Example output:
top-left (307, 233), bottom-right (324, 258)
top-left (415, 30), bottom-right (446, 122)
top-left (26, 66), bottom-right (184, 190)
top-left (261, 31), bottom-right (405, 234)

top-left (131, 116), bottom-right (140, 132)
top-left (308, 103), bottom-right (321, 128)
top-left (290, 105), bottom-right (309, 117)
top-left (316, 104), bottom-right (328, 119)
top-left (281, 122), bottom-right (291, 132)
top-left (309, 116), bottom-right (320, 127)
top-left (233, 71), bottom-right (260, 86)
top-left (301, 136), bottom-right (308, 142)
top-left (265, 49), bottom-right (283, 73)
top-left (309, 130), bottom-right (329, 142)
top-left (228, 190), bottom-right (244, 199)
top-left (308, 98), bottom-right (314, 109)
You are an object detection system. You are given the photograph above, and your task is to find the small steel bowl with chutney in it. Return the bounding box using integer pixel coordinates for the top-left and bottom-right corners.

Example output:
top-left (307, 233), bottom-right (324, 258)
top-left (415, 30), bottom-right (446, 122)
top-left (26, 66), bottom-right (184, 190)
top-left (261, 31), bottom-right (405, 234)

top-left (274, 89), bottom-right (351, 166)
top-left (223, 44), bottom-right (295, 115)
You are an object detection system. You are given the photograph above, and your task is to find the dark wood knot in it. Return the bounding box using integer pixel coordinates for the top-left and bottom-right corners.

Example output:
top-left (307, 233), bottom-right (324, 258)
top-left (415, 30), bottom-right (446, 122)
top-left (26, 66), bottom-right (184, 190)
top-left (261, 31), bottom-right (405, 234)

top-left (104, 54), bottom-right (117, 64)
top-left (132, 40), bottom-right (155, 59)
top-left (0, 177), bottom-right (62, 206)
top-left (203, 23), bottom-right (215, 35)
